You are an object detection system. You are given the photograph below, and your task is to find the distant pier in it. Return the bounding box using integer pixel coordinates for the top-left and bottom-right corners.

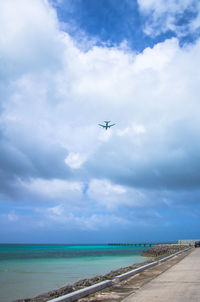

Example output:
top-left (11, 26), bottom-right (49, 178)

top-left (108, 243), bottom-right (157, 247)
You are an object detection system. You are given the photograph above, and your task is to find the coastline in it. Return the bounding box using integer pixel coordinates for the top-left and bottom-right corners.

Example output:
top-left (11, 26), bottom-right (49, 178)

top-left (13, 244), bottom-right (188, 302)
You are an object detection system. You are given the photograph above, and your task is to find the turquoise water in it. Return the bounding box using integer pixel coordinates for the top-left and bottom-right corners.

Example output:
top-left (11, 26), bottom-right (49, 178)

top-left (0, 244), bottom-right (149, 302)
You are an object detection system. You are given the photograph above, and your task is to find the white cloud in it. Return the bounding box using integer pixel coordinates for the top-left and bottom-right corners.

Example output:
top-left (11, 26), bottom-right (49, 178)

top-left (0, 0), bottom-right (61, 74)
top-left (117, 127), bottom-right (130, 137)
top-left (98, 129), bottom-right (113, 142)
top-left (88, 179), bottom-right (127, 209)
top-left (89, 179), bottom-right (126, 196)
top-left (87, 179), bottom-right (150, 209)
top-left (134, 39), bottom-right (178, 71)
top-left (133, 124), bottom-right (146, 134)
top-left (138, 0), bottom-right (192, 14)
top-left (65, 152), bottom-right (86, 169)
top-left (7, 211), bottom-right (19, 222)
top-left (20, 178), bottom-right (83, 200)
top-left (47, 204), bottom-right (64, 215)
top-left (117, 124), bottom-right (146, 137)
top-left (39, 207), bottom-right (131, 230)
top-left (138, 0), bottom-right (200, 37)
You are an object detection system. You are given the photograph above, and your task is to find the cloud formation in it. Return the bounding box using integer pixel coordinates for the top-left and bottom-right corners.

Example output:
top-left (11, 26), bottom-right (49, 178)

top-left (138, 0), bottom-right (200, 38)
top-left (1, 0), bottom-right (200, 241)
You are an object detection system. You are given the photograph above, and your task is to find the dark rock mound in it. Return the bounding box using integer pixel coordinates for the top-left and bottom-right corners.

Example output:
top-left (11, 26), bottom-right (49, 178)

top-left (141, 244), bottom-right (188, 258)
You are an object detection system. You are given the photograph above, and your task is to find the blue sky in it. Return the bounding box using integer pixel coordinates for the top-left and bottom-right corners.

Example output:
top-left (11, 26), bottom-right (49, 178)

top-left (1, 0), bottom-right (200, 243)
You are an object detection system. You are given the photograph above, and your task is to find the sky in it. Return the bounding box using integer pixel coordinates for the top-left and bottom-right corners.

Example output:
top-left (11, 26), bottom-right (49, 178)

top-left (1, 0), bottom-right (200, 244)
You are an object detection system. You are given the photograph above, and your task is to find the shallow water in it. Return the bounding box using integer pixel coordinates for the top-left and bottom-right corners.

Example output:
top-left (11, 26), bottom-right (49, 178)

top-left (0, 244), bottom-right (148, 302)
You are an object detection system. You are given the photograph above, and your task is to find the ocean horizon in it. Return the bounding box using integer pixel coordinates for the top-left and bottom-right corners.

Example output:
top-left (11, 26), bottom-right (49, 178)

top-left (0, 243), bottom-right (149, 302)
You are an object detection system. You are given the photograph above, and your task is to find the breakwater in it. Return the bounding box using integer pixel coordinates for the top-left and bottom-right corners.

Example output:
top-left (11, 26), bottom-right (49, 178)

top-left (142, 244), bottom-right (188, 257)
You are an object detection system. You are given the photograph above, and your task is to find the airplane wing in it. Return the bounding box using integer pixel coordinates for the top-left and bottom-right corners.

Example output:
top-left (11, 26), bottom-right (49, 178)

top-left (108, 124), bottom-right (115, 127)
top-left (99, 124), bottom-right (106, 128)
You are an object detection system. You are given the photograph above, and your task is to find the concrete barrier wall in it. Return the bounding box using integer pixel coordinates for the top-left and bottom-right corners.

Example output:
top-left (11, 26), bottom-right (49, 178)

top-left (47, 247), bottom-right (192, 302)
top-left (47, 280), bottom-right (112, 302)
top-left (114, 261), bottom-right (158, 282)
top-left (159, 247), bottom-right (191, 263)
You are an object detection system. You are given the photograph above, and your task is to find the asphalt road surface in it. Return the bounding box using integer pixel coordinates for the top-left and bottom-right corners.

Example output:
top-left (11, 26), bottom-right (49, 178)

top-left (123, 248), bottom-right (200, 302)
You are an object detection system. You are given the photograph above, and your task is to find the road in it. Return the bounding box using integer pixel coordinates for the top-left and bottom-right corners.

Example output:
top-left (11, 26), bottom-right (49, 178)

top-left (123, 248), bottom-right (200, 302)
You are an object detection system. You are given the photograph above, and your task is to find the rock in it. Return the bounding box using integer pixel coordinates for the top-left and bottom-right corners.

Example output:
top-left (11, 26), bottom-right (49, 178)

top-left (141, 244), bottom-right (188, 257)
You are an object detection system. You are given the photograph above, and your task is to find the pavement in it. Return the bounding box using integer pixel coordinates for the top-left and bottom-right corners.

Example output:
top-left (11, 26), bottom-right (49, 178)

top-left (123, 248), bottom-right (200, 302)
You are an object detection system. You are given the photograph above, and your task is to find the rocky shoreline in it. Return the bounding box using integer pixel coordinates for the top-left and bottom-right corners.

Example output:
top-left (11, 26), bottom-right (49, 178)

top-left (14, 244), bottom-right (188, 302)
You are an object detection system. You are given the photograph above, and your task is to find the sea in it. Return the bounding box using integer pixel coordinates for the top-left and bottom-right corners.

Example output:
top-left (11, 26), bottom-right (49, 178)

top-left (0, 244), bottom-right (149, 302)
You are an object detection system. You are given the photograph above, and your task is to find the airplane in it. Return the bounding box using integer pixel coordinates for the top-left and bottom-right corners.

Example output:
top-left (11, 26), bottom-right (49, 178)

top-left (99, 121), bottom-right (115, 130)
